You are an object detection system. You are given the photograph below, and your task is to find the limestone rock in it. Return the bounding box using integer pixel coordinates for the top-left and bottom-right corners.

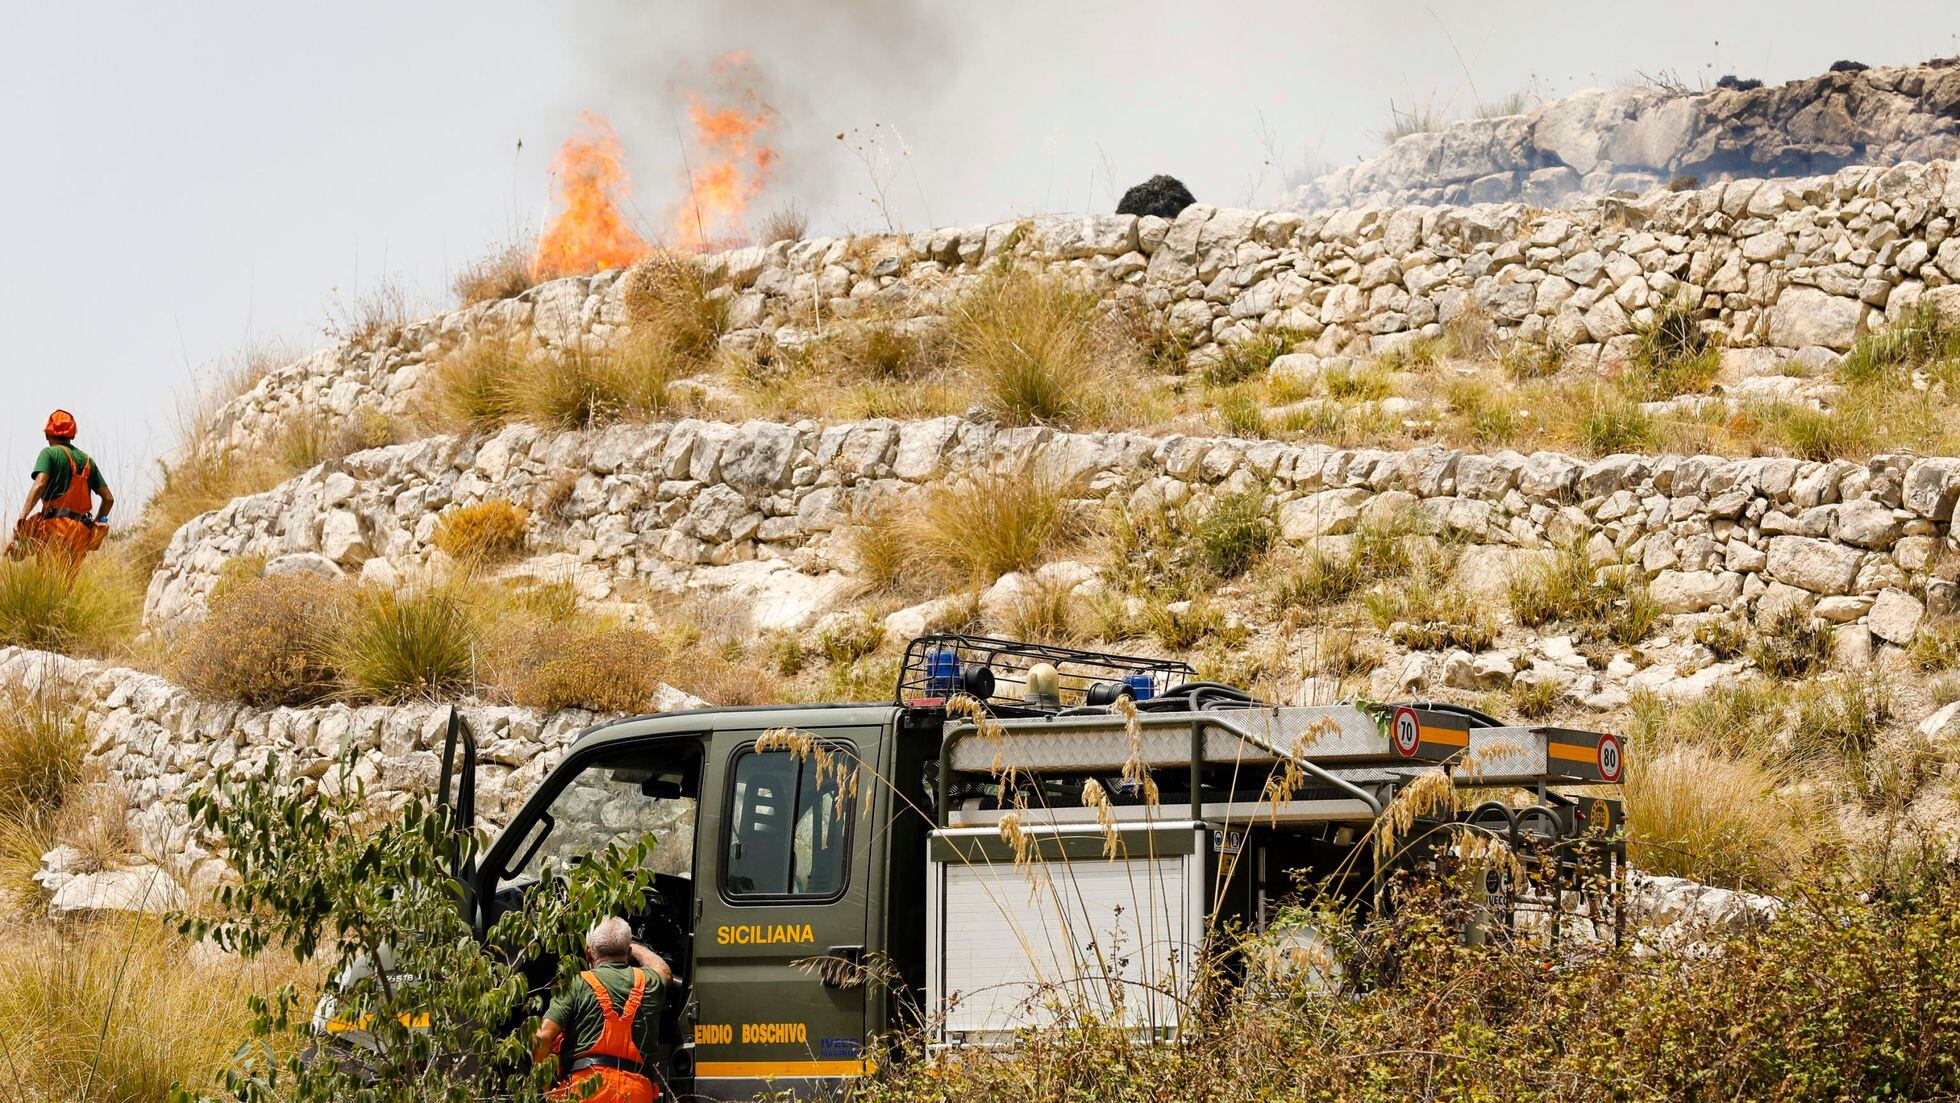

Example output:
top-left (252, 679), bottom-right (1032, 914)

top-left (1764, 536), bottom-right (1863, 594)
top-left (1767, 288), bottom-right (1863, 350)
top-left (1868, 587), bottom-right (1924, 644)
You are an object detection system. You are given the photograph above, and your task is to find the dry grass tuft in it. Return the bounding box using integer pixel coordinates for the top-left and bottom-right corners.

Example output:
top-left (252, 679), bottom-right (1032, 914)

top-left (430, 332), bottom-right (530, 430)
top-left (1622, 732), bottom-right (1821, 888)
top-left (453, 241), bottom-right (541, 305)
top-left (0, 923), bottom-right (307, 1103)
top-left (0, 686), bottom-right (84, 820)
top-left (945, 267), bottom-right (1138, 426)
top-left (758, 204), bottom-right (809, 244)
top-left (895, 464), bottom-right (1090, 587)
top-left (332, 585), bottom-right (479, 702)
top-left (432, 499), bottom-right (531, 563)
top-left (490, 616), bottom-right (665, 714)
top-left (621, 251), bottom-right (728, 364)
top-left (0, 550), bottom-right (142, 658)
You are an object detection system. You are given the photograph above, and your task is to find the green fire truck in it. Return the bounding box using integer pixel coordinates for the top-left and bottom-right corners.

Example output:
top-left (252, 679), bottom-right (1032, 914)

top-left (376, 634), bottom-right (1626, 1100)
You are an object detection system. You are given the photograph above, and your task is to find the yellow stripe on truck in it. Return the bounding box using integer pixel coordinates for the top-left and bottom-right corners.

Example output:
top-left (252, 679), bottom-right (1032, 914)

top-left (1547, 742), bottom-right (1596, 763)
top-left (695, 1059), bottom-right (875, 1078)
top-left (1419, 725), bottom-right (1469, 748)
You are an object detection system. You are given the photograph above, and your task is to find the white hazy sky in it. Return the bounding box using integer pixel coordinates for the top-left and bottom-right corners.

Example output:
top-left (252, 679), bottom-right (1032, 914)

top-left (2, 1), bottom-right (1956, 503)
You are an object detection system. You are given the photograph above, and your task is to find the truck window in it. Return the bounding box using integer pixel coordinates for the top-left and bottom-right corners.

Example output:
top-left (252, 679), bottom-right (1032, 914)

top-left (497, 752), bottom-right (697, 890)
top-left (722, 747), bottom-right (852, 901)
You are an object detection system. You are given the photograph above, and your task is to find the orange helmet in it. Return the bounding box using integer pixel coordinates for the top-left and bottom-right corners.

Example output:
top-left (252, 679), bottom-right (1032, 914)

top-left (43, 410), bottom-right (76, 439)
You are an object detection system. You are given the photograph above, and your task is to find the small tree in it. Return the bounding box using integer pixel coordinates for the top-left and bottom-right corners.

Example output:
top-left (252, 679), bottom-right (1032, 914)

top-left (180, 754), bottom-right (659, 1102)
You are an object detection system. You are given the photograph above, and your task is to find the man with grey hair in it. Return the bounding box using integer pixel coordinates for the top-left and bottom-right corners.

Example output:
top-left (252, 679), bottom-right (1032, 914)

top-left (533, 916), bottom-right (675, 1102)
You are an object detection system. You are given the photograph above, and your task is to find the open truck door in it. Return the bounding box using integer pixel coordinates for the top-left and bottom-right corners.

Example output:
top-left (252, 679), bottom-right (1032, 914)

top-left (467, 720), bottom-right (710, 1100)
top-left (687, 718), bottom-right (882, 1100)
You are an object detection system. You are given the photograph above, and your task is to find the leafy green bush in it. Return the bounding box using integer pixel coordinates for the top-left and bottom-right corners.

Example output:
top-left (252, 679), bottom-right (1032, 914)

top-left (184, 754), bottom-right (660, 1102)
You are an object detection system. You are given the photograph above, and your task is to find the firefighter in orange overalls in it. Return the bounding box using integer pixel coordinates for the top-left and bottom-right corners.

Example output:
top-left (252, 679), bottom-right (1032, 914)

top-left (534, 916), bottom-right (674, 1103)
top-left (11, 410), bottom-right (113, 566)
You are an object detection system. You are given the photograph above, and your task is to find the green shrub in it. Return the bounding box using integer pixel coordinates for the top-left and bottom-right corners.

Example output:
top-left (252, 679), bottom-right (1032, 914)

top-left (1838, 305), bottom-right (1960, 385)
top-left (1748, 606), bottom-right (1833, 679)
top-left (1576, 388), bottom-right (1662, 454)
top-left (816, 611), bottom-right (886, 664)
top-left (1203, 331), bottom-right (1293, 387)
top-left (1693, 614), bottom-right (1749, 660)
top-left (333, 587), bottom-right (479, 701)
top-left (183, 754), bottom-right (659, 1102)
top-left (1366, 553), bottom-right (1496, 651)
top-left (1498, 340), bottom-right (1562, 380)
top-left (1509, 544), bottom-right (1657, 644)
top-left (432, 499), bottom-right (531, 563)
top-left (1320, 360), bottom-right (1394, 400)
top-left (1270, 513), bottom-right (1415, 610)
top-left (1189, 492), bottom-right (1273, 579)
top-left (1508, 677), bottom-right (1560, 719)
top-left (1792, 675), bottom-right (1891, 760)
top-left (1623, 298), bottom-right (1720, 400)
top-left (1756, 394), bottom-right (1882, 461)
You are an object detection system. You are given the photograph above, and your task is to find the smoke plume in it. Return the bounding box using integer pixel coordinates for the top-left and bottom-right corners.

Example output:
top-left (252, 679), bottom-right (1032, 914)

top-left (566, 0), bottom-right (959, 237)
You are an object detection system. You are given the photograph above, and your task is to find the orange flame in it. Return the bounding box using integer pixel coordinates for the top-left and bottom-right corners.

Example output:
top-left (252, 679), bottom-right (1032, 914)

top-left (670, 53), bottom-right (779, 251)
top-left (532, 112), bottom-right (650, 279)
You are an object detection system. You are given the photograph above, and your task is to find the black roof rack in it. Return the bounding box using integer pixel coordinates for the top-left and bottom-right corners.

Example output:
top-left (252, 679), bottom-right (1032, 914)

top-left (896, 634), bottom-right (1198, 713)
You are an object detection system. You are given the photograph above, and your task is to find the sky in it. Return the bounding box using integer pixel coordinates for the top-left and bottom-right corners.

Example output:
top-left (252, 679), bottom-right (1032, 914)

top-left (2, 0), bottom-right (1956, 505)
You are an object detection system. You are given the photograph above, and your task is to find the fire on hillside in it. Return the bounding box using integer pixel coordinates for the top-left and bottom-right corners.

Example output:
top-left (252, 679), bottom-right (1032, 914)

top-left (531, 52), bottom-right (778, 278)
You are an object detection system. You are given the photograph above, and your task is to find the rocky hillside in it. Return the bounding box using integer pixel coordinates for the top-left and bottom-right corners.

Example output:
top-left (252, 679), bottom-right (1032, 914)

top-left (22, 152), bottom-right (1960, 915)
top-left (1292, 58), bottom-right (1960, 210)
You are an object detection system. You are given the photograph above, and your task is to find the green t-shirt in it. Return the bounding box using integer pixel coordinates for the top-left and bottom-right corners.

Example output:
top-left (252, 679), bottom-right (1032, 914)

top-left (544, 963), bottom-right (669, 1061)
top-left (31, 445), bottom-right (106, 503)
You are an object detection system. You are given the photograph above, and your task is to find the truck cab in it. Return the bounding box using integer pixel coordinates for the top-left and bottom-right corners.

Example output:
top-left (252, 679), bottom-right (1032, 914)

top-left (450, 634), bottom-right (1627, 1101)
top-left (465, 700), bottom-right (945, 1101)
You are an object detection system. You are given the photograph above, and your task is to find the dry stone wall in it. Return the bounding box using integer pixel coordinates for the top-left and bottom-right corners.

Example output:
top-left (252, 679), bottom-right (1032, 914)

top-left (148, 413), bottom-right (1960, 690)
top-left (206, 158), bottom-right (1960, 465)
top-left (0, 646), bottom-right (610, 895)
top-left (1291, 60), bottom-right (1960, 210)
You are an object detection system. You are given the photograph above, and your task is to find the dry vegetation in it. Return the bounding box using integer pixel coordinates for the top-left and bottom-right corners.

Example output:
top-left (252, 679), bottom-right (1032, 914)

top-left (451, 240), bottom-right (540, 306)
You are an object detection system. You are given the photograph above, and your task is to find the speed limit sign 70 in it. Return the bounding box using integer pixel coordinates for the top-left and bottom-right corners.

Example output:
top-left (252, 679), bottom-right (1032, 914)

top-left (1392, 706), bottom-right (1421, 757)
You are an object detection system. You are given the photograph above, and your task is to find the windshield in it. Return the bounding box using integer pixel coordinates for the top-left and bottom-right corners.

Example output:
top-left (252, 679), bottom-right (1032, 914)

top-left (498, 750), bottom-right (698, 889)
